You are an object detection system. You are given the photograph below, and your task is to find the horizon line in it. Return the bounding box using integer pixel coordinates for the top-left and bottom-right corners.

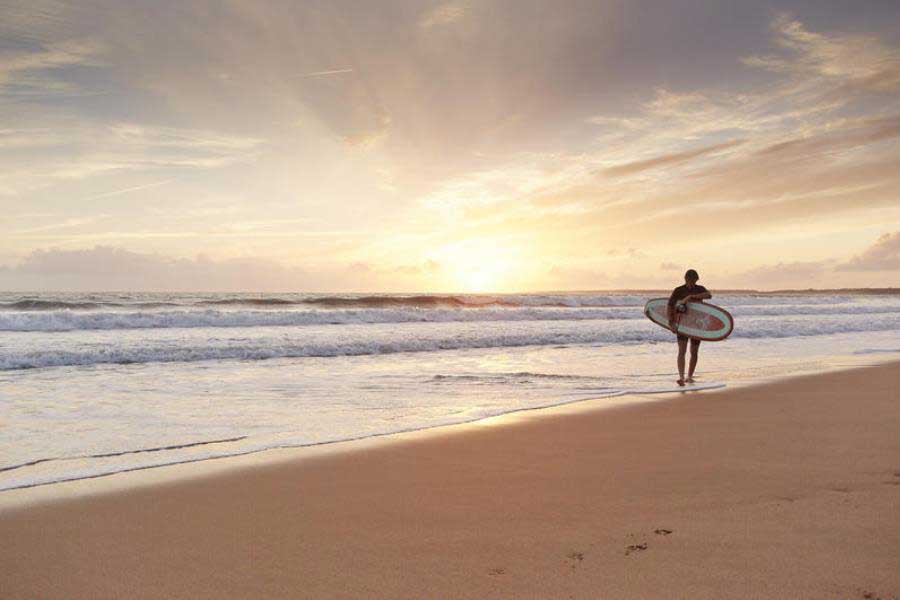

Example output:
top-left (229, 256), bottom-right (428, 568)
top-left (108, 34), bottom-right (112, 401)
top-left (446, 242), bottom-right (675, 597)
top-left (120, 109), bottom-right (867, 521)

top-left (1, 287), bottom-right (898, 295)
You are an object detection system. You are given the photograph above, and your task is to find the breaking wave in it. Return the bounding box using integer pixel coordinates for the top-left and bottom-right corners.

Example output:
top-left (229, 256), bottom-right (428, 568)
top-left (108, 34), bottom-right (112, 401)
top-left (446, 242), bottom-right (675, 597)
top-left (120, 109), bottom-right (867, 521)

top-left (1, 302), bottom-right (898, 332)
top-left (4, 311), bottom-right (899, 370)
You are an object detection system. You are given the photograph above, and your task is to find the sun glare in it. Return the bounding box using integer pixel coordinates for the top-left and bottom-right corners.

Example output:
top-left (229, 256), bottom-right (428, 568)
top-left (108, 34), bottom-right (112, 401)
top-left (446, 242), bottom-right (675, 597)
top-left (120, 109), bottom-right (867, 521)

top-left (433, 239), bottom-right (523, 293)
top-left (457, 261), bottom-right (509, 293)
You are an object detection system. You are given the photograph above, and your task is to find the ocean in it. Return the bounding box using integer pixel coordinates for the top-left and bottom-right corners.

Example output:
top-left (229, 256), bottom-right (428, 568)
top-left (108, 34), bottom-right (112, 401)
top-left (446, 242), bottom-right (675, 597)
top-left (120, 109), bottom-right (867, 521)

top-left (1, 290), bottom-right (898, 492)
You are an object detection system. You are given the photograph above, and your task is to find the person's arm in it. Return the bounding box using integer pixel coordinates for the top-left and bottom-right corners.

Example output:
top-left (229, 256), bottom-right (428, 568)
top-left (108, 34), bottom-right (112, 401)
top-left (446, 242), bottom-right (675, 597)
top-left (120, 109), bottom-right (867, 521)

top-left (667, 289), bottom-right (678, 329)
top-left (686, 286), bottom-right (712, 302)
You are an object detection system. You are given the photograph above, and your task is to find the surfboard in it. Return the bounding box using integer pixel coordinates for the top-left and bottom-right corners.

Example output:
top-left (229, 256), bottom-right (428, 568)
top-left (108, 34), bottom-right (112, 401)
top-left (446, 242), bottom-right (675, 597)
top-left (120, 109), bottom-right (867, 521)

top-left (643, 298), bottom-right (734, 342)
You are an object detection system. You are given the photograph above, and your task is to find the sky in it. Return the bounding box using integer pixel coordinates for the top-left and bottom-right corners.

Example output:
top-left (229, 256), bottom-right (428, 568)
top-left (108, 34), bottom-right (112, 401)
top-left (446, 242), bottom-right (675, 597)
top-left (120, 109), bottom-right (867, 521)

top-left (1, 0), bottom-right (899, 292)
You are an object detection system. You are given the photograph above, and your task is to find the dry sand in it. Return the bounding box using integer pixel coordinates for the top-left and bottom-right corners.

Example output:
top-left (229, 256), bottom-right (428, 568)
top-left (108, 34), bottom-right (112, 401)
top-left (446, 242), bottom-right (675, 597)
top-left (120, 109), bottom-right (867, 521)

top-left (2, 363), bottom-right (899, 599)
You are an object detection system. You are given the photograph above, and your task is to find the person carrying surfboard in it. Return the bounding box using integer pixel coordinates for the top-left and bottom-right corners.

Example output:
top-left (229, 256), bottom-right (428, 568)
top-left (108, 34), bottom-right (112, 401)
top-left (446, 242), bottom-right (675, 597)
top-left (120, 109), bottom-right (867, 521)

top-left (667, 269), bottom-right (712, 386)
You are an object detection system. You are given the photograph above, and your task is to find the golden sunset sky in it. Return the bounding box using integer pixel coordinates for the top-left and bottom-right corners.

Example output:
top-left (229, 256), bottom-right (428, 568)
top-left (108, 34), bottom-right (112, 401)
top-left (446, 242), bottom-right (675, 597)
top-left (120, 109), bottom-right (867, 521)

top-left (1, 0), bottom-right (899, 292)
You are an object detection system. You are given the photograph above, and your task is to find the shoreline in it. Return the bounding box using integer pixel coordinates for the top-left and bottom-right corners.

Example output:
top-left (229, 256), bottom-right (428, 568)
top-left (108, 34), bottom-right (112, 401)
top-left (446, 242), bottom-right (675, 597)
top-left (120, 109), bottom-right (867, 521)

top-left (0, 355), bottom-right (892, 511)
top-left (2, 361), bottom-right (899, 598)
top-left (0, 381), bottom-right (723, 511)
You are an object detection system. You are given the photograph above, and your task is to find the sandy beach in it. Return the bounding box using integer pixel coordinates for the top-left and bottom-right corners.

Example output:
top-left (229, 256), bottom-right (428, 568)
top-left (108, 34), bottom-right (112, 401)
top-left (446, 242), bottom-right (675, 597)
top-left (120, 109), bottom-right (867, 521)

top-left (2, 363), bottom-right (899, 599)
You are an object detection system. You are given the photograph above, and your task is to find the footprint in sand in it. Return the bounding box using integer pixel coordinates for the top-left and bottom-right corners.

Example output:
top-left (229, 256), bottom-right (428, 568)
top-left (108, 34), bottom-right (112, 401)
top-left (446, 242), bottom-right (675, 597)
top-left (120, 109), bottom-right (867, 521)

top-left (566, 551), bottom-right (585, 570)
top-left (860, 587), bottom-right (900, 600)
top-left (625, 543), bottom-right (648, 556)
top-left (489, 568), bottom-right (506, 576)
top-left (654, 529), bottom-right (673, 535)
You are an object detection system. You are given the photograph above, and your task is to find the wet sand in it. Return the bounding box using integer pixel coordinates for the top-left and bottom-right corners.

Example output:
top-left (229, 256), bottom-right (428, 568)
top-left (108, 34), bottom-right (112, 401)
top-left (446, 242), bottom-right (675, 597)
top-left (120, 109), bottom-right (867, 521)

top-left (2, 363), bottom-right (899, 599)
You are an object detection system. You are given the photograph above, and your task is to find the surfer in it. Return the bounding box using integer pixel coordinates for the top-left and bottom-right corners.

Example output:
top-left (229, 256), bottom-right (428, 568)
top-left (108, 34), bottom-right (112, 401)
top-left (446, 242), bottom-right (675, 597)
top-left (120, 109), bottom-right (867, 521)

top-left (667, 269), bottom-right (712, 386)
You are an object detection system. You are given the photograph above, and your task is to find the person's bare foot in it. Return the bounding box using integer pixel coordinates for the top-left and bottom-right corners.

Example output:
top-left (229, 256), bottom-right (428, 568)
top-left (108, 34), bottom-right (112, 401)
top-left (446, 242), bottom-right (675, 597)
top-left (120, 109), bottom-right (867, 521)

top-left (685, 376), bottom-right (695, 383)
top-left (676, 379), bottom-right (685, 386)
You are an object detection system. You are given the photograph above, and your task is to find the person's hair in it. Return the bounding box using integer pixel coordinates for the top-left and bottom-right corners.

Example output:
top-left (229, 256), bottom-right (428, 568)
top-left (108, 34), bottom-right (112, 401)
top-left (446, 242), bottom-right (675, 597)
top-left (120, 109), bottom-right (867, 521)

top-left (685, 269), bottom-right (699, 281)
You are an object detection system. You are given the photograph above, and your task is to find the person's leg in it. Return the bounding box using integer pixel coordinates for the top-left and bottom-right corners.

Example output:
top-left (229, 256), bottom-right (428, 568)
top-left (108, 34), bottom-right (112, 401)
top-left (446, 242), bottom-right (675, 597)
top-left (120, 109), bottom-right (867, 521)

top-left (676, 336), bottom-right (688, 385)
top-left (687, 339), bottom-right (701, 382)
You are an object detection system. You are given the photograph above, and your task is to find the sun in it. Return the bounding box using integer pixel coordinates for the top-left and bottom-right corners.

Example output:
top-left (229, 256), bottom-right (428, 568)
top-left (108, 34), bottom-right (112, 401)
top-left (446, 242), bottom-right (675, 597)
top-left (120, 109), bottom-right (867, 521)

top-left (457, 261), bottom-right (510, 293)
top-left (432, 238), bottom-right (523, 293)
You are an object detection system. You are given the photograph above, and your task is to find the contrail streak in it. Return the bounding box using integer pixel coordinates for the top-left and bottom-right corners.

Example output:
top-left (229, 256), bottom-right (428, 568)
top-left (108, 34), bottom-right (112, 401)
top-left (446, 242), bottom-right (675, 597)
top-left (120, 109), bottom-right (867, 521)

top-left (87, 179), bottom-right (175, 200)
top-left (302, 68), bottom-right (354, 77)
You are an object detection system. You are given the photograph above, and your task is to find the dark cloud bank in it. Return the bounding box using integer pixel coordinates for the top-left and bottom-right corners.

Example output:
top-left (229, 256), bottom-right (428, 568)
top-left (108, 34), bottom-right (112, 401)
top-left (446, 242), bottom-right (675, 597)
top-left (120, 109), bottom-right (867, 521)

top-left (838, 232), bottom-right (900, 272)
top-left (0, 246), bottom-right (341, 292)
top-left (1, 234), bottom-right (897, 292)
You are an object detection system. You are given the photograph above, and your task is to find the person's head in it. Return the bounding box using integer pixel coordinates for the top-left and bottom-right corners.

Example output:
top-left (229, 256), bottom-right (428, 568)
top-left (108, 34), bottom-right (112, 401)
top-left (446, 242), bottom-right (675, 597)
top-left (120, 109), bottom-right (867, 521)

top-left (684, 269), bottom-right (699, 285)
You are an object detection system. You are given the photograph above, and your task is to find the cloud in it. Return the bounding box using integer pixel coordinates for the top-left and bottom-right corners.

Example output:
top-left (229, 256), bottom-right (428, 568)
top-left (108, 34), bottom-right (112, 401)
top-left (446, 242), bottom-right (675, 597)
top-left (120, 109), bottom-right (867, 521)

top-left (606, 248), bottom-right (645, 259)
top-left (752, 116), bottom-right (900, 161)
top-left (393, 259), bottom-right (441, 275)
top-left (419, 153), bottom-right (594, 220)
top-left (0, 123), bottom-right (262, 195)
top-left (735, 260), bottom-right (831, 287)
top-left (743, 14), bottom-right (900, 95)
top-left (0, 246), bottom-right (289, 291)
top-left (342, 114), bottom-right (391, 148)
top-left (589, 85), bottom-right (828, 144)
top-left (838, 232), bottom-right (900, 271)
top-left (0, 246), bottom-right (404, 292)
top-left (1, 5), bottom-right (898, 293)
top-left (730, 232), bottom-right (900, 286)
top-left (423, 15), bottom-right (900, 254)
top-left (589, 14), bottom-right (900, 153)
top-left (0, 38), bottom-right (104, 98)
top-left (0, 245), bottom-right (454, 292)
top-left (419, 1), bottom-right (468, 29)
top-left (0, 0), bottom-right (84, 43)
top-left (603, 140), bottom-right (745, 177)
top-left (0, 39), bottom-right (100, 74)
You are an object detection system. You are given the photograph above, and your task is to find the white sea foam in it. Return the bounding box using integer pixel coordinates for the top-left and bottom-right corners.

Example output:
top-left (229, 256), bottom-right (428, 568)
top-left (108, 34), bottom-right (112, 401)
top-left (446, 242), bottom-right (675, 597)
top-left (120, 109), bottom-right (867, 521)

top-left (1, 291), bottom-right (898, 493)
top-left (1, 301), bottom-right (898, 332)
top-left (0, 307), bottom-right (639, 332)
top-left (2, 311), bottom-right (899, 370)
